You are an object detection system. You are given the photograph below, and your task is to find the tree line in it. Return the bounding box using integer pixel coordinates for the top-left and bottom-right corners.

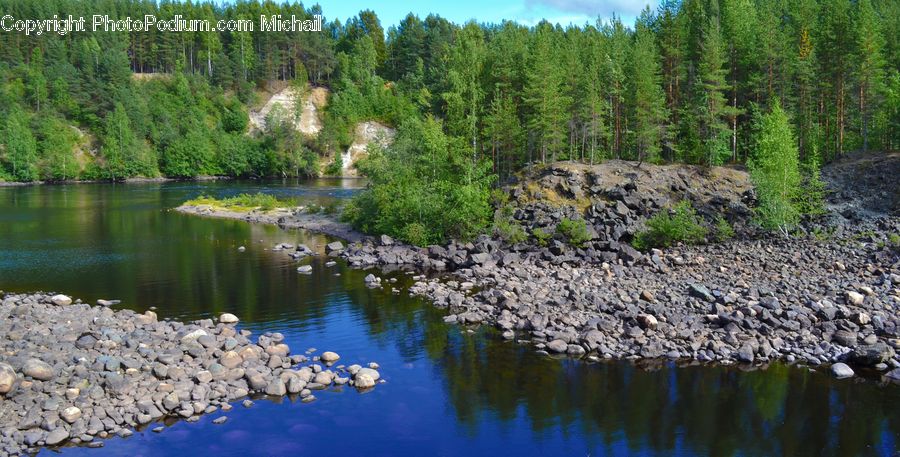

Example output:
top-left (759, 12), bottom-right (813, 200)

top-left (0, 0), bottom-right (896, 187)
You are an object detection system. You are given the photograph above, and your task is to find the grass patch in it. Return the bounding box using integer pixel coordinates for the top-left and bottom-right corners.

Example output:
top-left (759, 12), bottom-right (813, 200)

top-left (632, 201), bottom-right (708, 250)
top-left (184, 192), bottom-right (294, 212)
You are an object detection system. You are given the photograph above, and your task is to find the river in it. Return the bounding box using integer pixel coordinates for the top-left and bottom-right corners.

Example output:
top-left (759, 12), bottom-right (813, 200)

top-left (0, 180), bottom-right (897, 456)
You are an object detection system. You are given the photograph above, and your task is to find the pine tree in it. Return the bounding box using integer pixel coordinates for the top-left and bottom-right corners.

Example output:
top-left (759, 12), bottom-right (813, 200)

top-left (442, 22), bottom-right (485, 162)
top-left (523, 24), bottom-right (571, 164)
top-left (853, 0), bottom-right (886, 152)
top-left (628, 10), bottom-right (668, 165)
top-left (696, 12), bottom-right (733, 166)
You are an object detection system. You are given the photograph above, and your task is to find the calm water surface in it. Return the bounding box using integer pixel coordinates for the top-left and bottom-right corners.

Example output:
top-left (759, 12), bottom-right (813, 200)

top-left (0, 180), bottom-right (897, 457)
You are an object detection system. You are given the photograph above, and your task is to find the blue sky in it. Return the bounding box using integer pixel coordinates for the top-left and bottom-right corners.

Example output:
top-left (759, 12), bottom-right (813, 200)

top-left (314, 0), bottom-right (658, 28)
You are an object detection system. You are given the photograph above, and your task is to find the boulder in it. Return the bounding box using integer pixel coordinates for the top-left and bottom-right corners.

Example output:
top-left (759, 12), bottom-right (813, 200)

top-left (0, 363), bottom-right (17, 394)
top-left (219, 313), bottom-right (239, 324)
top-left (325, 241), bottom-right (345, 253)
top-left (849, 342), bottom-right (895, 366)
top-left (831, 363), bottom-right (854, 379)
top-left (51, 294), bottom-right (72, 306)
top-left (320, 351), bottom-right (340, 363)
top-left (22, 359), bottom-right (54, 381)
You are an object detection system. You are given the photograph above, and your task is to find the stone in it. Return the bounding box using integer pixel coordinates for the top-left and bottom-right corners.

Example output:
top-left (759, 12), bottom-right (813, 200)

top-left (180, 329), bottom-right (208, 343)
top-left (313, 371), bottom-right (333, 385)
top-left (51, 294), bottom-right (72, 306)
top-left (61, 406), bottom-right (82, 424)
top-left (640, 290), bottom-right (655, 302)
top-left (22, 358), bottom-right (54, 381)
top-left (220, 351), bottom-right (243, 369)
top-left (831, 363), bottom-right (854, 379)
top-left (320, 351), bottom-right (340, 363)
top-left (297, 265), bottom-right (313, 274)
top-left (219, 313), bottom-right (239, 324)
top-left (0, 363), bottom-right (17, 394)
top-left (212, 416), bottom-right (228, 424)
top-left (379, 234), bottom-right (394, 246)
top-left (737, 345), bottom-right (755, 363)
top-left (845, 291), bottom-right (865, 306)
top-left (45, 428), bottom-right (69, 445)
top-left (849, 342), bottom-right (895, 366)
top-left (688, 284), bottom-right (714, 302)
top-left (355, 367), bottom-right (380, 381)
top-left (355, 373), bottom-right (375, 389)
top-left (265, 379), bottom-right (287, 396)
top-left (636, 314), bottom-right (658, 330)
top-left (546, 339), bottom-right (568, 353)
top-left (325, 241), bottom-right (345, 253)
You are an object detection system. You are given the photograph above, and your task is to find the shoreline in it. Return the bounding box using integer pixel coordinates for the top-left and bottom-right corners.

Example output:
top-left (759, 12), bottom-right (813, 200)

top-left (0, 292), bottom-right (382, 455)
top-left (173, 200), bottom-right (900, 381)
top-left (174, 204), bottom-right (367, 243)
top-left (0, 176), bottom-right (232, 188)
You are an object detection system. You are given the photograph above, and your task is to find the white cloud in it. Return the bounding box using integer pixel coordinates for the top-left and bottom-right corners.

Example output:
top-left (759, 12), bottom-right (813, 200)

top-left (525, 0), bottom-right (652, 18)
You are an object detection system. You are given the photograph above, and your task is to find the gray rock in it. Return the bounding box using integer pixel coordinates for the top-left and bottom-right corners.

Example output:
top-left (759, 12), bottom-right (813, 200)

top-left (22, 358), bottom-right (54, 381)
top-left (297, 265), bottom-right (313, 274)
top-left (546, 339), bottom-right (568, 353)
top-left (45, 428), bottom-right (69, 445)
top-left (849, 342), bottom-right (896, 366)
top-left (688, 284), bottom-right (714, 302)
top-left (325, 241), bottom-right (345, 253)
top-left (355, 367), bottom-right (380, 381)
top-left (265, 379), bottom-right (286, 396)
top-left (831, 363), bottom-right (854, 378)
top-left (219, 313), bottom-right (239, 324)
top-left (51, 294), bottom-right (73, 306)
top-left (0, 363), bottom-right (17, 394)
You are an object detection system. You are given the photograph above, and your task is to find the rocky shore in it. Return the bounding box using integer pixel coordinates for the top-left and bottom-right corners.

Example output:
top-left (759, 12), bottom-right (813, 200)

top-left (0, 292), bottom-right (382, 456)
top-left (172, 158), bottom-right (900, 384)
top-left (175, 204), bottom-right (366, 243)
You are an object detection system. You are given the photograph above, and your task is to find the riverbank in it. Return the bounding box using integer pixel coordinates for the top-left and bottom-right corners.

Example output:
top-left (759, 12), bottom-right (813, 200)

top-left (0, 175), bottom-right (232, 188)
top-left (0, 292), bottom-right (381, 456)
top-left (172, 157), bottom-right (900, 383)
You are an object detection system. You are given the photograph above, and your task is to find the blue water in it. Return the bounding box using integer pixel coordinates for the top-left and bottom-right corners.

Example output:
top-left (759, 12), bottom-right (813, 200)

top-left (0, 180), bottom-right (896, 456)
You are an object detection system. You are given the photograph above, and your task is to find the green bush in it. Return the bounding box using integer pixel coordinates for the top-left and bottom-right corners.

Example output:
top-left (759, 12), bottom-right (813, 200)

top-left (556, 218), bottom-right (592, 247)
top-left (184, 192), bottom-right (291, 212)
top-left (714, 216), bottom-right (735, 241)
top-left (632, 201), bottom-right (708, 250)
top-left (532, 227), bottom-right (552, 247)
top-left (344, 117), bottom-right (494, 245)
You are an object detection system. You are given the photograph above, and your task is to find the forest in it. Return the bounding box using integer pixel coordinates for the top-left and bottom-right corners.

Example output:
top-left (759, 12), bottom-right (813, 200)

top-left (0, 0), bottom-right (896, 240)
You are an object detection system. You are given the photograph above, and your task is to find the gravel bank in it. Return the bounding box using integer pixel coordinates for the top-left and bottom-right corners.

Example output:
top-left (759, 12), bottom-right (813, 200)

top-left (0, 292), bottom-right (381, 456)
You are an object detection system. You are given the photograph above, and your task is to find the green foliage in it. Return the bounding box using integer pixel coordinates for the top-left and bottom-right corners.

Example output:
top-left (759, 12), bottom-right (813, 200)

top-left (632, 201), bottom-right (708, 250)
top-left (532, 227), bottom-right (552, 247)
top-left (714, 216), bottom-right (735, 241)
top-left (555, 218), bottom-right (592, 247)
top-left (344, 117), bottom-right (494, 245)
top-left (0, 0), bottom-right (895, 185)
top-left (185, 193), bottom-right (291, 212)
top-left (3, 107), bottom-right (38, 181)
top-left (748, 100), bottom-right (802, 232)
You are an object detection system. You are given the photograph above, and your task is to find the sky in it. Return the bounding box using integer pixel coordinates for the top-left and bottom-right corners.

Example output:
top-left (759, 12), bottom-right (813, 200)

top-left (313, 0), bottom-right (659, 28)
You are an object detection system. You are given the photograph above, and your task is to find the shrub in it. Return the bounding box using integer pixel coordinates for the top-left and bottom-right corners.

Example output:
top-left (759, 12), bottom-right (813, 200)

top-left (344, 117), bottom-right (494, 245)
top-left (532, 227), bottom-right (552, 247)
top-left (184, 192), bottom-right (290, 212)
top-left (632, 201), bottom-right (708, 250)
top-left (555, 218), bottom-right (592, 247)
top-left (402, 222), bottom-right (430, 247)
top-left (714, 216), bottom-right (735, 241)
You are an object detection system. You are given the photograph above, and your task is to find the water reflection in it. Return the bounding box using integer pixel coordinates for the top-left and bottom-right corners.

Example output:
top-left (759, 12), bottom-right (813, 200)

top-left (0, 182), bottom-right (896, 456)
